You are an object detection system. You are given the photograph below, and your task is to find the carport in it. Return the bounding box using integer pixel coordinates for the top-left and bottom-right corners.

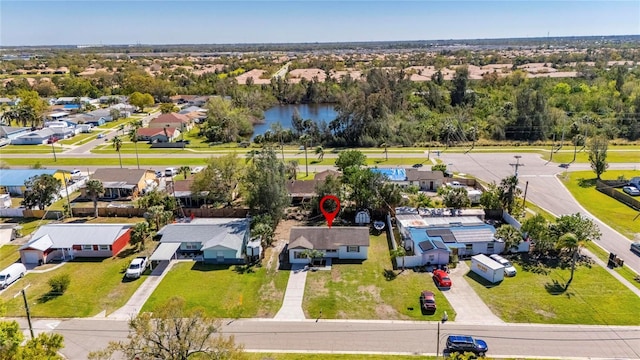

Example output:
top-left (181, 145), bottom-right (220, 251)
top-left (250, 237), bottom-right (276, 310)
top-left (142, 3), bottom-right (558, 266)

top-left (149, 242), bottom-right (181, 265)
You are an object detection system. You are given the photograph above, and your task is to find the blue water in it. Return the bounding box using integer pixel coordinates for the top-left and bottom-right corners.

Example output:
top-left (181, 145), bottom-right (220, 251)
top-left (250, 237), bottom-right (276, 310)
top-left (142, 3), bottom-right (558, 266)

top-left (63, 104), bottom-right (80, 109)
top-left (252, 104), bottom-right (338, 139)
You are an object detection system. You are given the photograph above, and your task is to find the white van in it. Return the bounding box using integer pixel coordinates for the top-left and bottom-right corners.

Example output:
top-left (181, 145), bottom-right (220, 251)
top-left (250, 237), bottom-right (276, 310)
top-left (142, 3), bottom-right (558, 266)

top-left (164, 167), bottom-right (177, 177)
top-left (0, 263), bottom-right (27, 289)
top-left (489, 254), bottom-right (517, 277)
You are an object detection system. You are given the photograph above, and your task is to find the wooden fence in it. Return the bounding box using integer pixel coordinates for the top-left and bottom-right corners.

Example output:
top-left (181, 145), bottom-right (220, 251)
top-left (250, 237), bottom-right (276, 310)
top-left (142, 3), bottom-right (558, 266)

top-left (71, 206), bottom-right (249, 218)
top-left (596, 180), bottom-right (640, 211)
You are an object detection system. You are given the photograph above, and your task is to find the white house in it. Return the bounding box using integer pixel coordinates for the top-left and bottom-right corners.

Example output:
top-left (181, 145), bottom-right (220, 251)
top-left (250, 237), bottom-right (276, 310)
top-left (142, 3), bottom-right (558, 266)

top-left (288, 227), bottom-right (370, 264)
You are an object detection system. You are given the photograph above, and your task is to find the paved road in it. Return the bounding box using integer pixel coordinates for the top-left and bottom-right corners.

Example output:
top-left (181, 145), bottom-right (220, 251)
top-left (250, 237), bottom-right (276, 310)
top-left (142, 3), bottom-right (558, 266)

top-left (7, 317), bottom-right (632, 359)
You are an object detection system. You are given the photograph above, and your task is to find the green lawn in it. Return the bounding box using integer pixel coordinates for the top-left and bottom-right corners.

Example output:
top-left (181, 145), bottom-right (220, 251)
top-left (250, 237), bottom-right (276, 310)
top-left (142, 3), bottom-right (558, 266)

top-left (465, 260), bottom-right (640, 325)
top-left (0, 251), bottom-right (149, 317)
top-left (0, 217), bottom-right (50, 236)
top-left (58, 132), bottom-right (100, 145)
top-left (584, 241), bottom-right (640, 291)
top-left (560, 170), bottom-right (640, 239)
top-left (303, 233), bottom-right (456, 321)
top-left (99, 117), bottom-right (135, 129)
top-left (541, 149), bottom-right (640, 164)
top-left (142, 255), bottom-right (289, 318)
top-left (0, 145), bottom-right (61, 154)
top-left (0, 245), bottom-right (20, 269)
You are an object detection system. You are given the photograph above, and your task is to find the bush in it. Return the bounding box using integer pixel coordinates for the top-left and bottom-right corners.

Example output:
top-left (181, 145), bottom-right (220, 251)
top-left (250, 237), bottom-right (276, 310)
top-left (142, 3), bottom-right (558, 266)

top-left (48, 274), bottom-right (70, 294)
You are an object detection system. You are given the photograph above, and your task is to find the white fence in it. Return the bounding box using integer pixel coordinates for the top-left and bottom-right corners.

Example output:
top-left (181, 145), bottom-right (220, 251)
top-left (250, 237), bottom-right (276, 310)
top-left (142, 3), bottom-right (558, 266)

top-left (0, 208), bottom-right (25, 217)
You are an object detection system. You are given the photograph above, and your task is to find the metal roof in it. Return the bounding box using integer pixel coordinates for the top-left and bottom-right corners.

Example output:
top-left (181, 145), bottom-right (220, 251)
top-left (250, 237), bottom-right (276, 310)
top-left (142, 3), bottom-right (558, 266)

top-left (0, 169), bottom-right (58, 187)
top-left (149, 242), bottom-right (181, 261)
top-left (157, 219), bottom-right (248, 251)
top-left (26, 224), bottom-right (133, 248)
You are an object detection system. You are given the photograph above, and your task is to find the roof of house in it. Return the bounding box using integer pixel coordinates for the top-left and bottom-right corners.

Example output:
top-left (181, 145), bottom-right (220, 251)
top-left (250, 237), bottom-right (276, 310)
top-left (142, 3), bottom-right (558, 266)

top-left (0, 169), bottom-right (59, 187)
top-left (178, 106), bottom-right (205, 114)
top-left (157, 218), bottom-right (248, 251)
top-left (314, 170), bottom-right (341, 181)
top-left (0, 126), bottom-right (30, 136)
top-left (87, 108), bottom-right (111, 117)
top-left (285, 180), bottom-right (317, 197)
top-left (149, 113), bottom-right (190, 125)
top-left (406, 169), bottom-right (445, 181)
top-left (91, 168), bottom-right (152, 186)
top-left (288, 227), bottom-right (370, 250)
top-left (17, 128), bottom-right (55, 139)
top-left (20, 224), bottom-right (133, 250)
top-left (137, 127), bottom-right (177, 137)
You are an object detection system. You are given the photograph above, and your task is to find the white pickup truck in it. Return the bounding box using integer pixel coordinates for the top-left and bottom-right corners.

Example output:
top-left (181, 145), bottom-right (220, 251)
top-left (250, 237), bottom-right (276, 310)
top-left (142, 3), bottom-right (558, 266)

top-left (125, 257), bottom-right (148, 279)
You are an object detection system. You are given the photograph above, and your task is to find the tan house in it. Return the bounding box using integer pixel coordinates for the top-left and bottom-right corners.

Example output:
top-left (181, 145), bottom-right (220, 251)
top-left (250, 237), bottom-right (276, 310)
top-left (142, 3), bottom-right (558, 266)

top-left (137, 127), bottom-right (180, 143)
top-left (148, 113), bottom-right (193, 132)
top-left (83, 168), bottom-right (157, 200)
top-left (406, 169), bottom-right (446, 191)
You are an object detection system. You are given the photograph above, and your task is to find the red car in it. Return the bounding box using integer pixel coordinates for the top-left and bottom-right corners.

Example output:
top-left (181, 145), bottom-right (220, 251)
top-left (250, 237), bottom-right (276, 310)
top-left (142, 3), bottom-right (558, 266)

top-left (420, 290), bottom-right (437, 312)
top-left (433, 269), bottom-right (452, 288)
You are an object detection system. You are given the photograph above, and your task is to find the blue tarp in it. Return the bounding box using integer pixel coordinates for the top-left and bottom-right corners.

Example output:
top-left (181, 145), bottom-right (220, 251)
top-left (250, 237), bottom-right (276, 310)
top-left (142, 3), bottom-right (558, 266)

top-left (372, 168), bottom-right (406, 181)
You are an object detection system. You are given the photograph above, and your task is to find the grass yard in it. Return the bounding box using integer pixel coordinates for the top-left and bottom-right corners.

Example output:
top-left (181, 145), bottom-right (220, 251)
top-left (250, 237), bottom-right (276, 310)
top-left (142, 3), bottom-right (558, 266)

top-left (58, 132), bottom-right (100, 145)
top-left (246, 354), bottom-right (440, 360)
top-left (0, 251), bottom-right (149, 317)
top-left (584, 241), bottom-right (640, 291)
top-left (560, 170), bottom-right (640, 239)
top-left (0, 245), bottom-right (20, 269)
top-left (465, 260), bottom-right (640, 325)
top-left (541, 149), bottom-right (640, 163)
top-left (0, 145), bottom-right (61, 154)
top-left (303, 233), bottom-right (455, 321)
top-left (0, 217), bottom-right (50, 236)
top-left (142, 248), bottom-right (289, 317)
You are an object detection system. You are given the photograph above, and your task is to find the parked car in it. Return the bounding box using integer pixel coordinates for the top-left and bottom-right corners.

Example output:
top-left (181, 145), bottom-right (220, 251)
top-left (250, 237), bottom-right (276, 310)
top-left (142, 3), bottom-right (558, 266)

top-left (0, 263), bottom-right (26, 289)
top-left (155, 170), bottom-right (163, 178)
top-left (165, 167), bottom-right (178, 177)
top-left (47, 137), bottom-right (58, 144)
top-left (631, 242), bottom-right (640, 256)
top-left (420, 290), bottom-right (436, 312)
top-left (70, 169), bottom-right (82, 179)
top-left (489, 254), bottom-right (517, 277)
top-left (433, 269), bottom-right (452, 288)
top-left (445, 335), bottom-right (488, 357)
top-left (622, 186), bottom-right (640, 196)
top-left (191, 166), bottom-right (204, 174)
top-left (97, 133), bottom-right (105, 139)
top-left (125, 257), bottom-right (148, 279)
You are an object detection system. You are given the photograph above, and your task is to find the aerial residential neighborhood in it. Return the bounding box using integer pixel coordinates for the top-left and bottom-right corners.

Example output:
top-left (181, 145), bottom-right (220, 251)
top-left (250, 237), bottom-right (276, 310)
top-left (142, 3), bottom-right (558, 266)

top-left (1, 1), bottom-right (640, 359)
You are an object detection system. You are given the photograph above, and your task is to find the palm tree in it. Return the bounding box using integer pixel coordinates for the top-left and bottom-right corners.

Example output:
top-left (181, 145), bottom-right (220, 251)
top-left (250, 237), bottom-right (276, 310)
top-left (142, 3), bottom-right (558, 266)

top-left (112, 136), bottom-right (123, 168)
top-left (270, 122), bottom-right (285, 161)
top-left (128, 120), bottom-right (142, 170)
top-left (556, 232), bottom-right (580, 289)
top-left (300, 134), bottom-right (310, 177)
top-left (315, 146), bottom-right (324, 161)
top-left (85, 179), bottom-right (104, 218)
top-left (130, 222), bottom-right (151, 251)
top-left (179, 165), bottom-right (191, 180)
top-left (390, 246), bottom-right (406, 272)
top-left (499, 175), bottom-right (520, 213)
top-left (286, 160), bottom-right (298, 180)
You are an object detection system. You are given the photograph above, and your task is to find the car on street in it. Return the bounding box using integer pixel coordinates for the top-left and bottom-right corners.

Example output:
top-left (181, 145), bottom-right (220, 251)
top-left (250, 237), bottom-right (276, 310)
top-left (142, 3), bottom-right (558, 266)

top-left (97, 133), bottom-right (105, 139)
top-left (155, 170), bottom-right (163, 178)
top-left (445, 335), bottom-right (488, 357)
top-left (432, 269), bottom-right (452, 288)
top-left (622, 186), bottom-right (640, 196)
top-left (420, 290), bottom-right (436, 312)
top-left (631, 242), bottom-right (640, 256)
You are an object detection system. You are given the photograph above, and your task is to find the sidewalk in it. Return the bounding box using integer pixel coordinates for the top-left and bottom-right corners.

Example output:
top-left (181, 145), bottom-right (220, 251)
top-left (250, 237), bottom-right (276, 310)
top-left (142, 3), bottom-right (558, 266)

top-left (274, 264), bottom-right (308, 320)
top-left (104, 260), bottom-right (176, 320)
top-left (441, 261), bottom-right (505, 325)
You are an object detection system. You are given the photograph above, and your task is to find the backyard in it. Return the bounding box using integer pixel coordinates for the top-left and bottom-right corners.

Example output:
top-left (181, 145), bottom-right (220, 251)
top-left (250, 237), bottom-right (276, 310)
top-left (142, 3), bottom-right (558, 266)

top-left (303, 233), bottom-right (456, 321)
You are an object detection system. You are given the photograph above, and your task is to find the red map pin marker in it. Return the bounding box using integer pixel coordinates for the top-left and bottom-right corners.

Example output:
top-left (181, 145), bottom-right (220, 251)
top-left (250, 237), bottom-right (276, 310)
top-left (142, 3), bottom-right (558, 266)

top-left (319, 195), bottom-right (340, 228)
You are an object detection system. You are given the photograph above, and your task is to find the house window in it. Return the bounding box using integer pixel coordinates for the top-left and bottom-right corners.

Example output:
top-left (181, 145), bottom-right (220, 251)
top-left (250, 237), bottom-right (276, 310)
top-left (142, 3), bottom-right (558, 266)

top-left (465, 244), bottom-right (473, 253)
top-left (82, 245), bottom-right (93, 251)
top-left (487, 243), bottom-right (495, 253)
top-left (325, 249), bottom-right (337, 253)
top-left (428, 254), bottom-right (435, 262)
top-left (99, 245), bottom-right (110, 251)
top-left (347, 246), bottom-right (359, 253)
top-left (184, 242), bottom-right (199, 250)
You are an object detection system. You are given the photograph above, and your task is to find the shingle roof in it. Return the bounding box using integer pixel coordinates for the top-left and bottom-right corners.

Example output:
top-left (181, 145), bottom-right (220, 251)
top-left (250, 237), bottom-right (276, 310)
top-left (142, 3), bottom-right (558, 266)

top-left (91, 168), bottom-right (152, 186)
top-left (285, 180), bottom-right (317, 197)
top-left (150, 113), bottom-right (190, 125)
top-left (314, 170), bottom-right (341, 181)
top-left (288, 227), bottom-right (369, 250)
top-left (0, 169), bottom-right (58, 187)
top-left (406, 169), bottom-right (445, 181)
top-left (24, 224), bottom-right (132, 249)
top-left (157, 219), bottom-right (248, 252)
top-left (137, 127), bottom-right (177, 137)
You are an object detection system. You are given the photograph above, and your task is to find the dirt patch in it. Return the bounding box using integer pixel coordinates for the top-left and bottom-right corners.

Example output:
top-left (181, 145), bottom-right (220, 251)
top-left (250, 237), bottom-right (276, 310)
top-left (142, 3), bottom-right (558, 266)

top-left (265, 219), bottom-right (305, 271)
top-left (534, 309), bottom-right (556, 319)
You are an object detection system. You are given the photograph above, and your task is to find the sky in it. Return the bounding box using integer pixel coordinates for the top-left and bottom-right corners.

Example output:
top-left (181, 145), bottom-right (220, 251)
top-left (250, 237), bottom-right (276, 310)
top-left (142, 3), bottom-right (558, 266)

top-left (1, 1), bottom-right (639, 46)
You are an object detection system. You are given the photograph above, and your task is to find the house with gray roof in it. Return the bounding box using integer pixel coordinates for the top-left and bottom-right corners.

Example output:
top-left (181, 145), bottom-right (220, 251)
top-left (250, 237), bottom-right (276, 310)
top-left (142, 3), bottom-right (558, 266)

top-left (288, 227), bottom-right (370, 264)
top-left (19, 223), bottom-right (133, 264)
top-left (0, 126), bottom-right (31, 141)
top-left (11, 128), bottom-right (56, 145)
top-left (151, 218), bottom-right (252, 264)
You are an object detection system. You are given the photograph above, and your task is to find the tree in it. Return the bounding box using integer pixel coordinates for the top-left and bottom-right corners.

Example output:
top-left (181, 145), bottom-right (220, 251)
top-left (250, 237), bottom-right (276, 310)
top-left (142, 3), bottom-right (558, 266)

top-left (251, 215), bottom-right (275, 247)
top-left (1, 304), bottom-right (64, 360)
top-left (85, 179), bottom-right (104, 218)
top-left (410, 192), bottom-right (433, 209)
top-left (191, 154), bottom-right (243, 207)
top-left (159, 102), bottom-right (178, 113)
top-left (178, 165), bottom-right (191, 180)
top-left (450, 66), bottom-right (470, 107)
top-left (128, 120), bottom-right (142, 170)
top-left (556, 232), bottom-right (580, 289)
top-left (588, 136), bottom-right (609, 179)
top-left (112, 136), bottom-right (123, 168)
top-left (390, 246), bottom-right (406, 271)
top-left (441, 187), bottom-right (471, 210)
top-left (494, 224), bottom-right (523, 252)
top-left (48, 273), bottom-right (71, 294)
top-left (498, 175), bottom-right (521, 214)
top-left (242, 147), bottom-right (289, 227)
top-left (315, 145), bottom-right (324, 161)
top-left (285, 160), bottom-right (299, 180)
top-left (311, 174), bottom-right (343, 215)
top-left (344, 168), bottom-right (387, 210)
top-left (109, 108), bottom-right (121, 121)
top-left (479, 181), bottom-right (502, 210)
top-left (88, 297), bottom-right (246, 360)
top-left (22, 174), bottom-right (61, 210)
top-left (300, 249), bottom-right (324, 265)
top-left (335, 149), bottom-right (366, 174)
top-left (521, 214), bottom-right (552, 253)
top-left (128, 91), bottom-right (154, 112)
top-left (431, 163), bottom-right (447, 173)
top-left (147, 205), bottom-right (173, 231)
top-left (130, 222), bottom-right (150, 251)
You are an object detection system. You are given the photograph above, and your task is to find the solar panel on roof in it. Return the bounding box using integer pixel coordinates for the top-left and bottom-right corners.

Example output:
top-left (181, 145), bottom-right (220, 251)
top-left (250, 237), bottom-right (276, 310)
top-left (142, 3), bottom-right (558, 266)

top-left (426, 228), bottom-right (457, 243)
top-left (433, 240), bottom-right (449, 250)
top-left (418, 240), bottom-right (435, 252)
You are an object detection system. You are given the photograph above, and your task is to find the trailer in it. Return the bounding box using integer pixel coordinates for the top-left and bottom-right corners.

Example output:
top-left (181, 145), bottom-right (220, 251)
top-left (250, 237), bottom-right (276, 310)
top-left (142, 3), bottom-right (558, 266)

top-left (471, 254), bottom-right (504, 284)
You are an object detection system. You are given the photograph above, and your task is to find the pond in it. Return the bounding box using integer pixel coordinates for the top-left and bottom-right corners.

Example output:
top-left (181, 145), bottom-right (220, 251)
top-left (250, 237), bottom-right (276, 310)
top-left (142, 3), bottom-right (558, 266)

top-left (252, 104), bottom-right (338, 139)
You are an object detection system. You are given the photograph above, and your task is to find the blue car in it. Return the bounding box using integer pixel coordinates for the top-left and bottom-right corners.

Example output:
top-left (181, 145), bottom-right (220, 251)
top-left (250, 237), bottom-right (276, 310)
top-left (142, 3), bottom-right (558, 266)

top-left (446, 335), bottom-right (488, 357)
top-left (623, 186), bottom-right (640, 196)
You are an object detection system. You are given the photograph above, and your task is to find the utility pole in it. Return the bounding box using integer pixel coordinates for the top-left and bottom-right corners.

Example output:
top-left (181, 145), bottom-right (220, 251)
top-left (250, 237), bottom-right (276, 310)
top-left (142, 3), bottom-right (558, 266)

top-left (51, 141), bottom-right (57, 162)
top-left (550, 134), bottom-right (555, 161)
top-left (14, 287), bottom-right (34, 339)
top-left (63, 172), bottom-right (72, 218)
top-left (509, 155), bottom-right (524, 177)
top-left (522, 181), bottom-right (529, 210)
